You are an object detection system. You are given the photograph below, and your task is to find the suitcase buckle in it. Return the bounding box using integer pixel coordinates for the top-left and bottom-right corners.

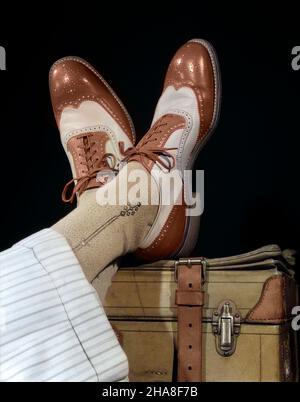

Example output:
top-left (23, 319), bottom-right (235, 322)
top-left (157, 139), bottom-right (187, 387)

top-left (212, 300), bottom-right (241, 357)
top-left (174, 258), bottom-right (207, 283)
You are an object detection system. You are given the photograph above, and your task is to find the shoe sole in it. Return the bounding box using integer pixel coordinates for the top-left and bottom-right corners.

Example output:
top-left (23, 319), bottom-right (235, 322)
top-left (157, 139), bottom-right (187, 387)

top-left (49, 56), bottom-right (136, 144)
top-left (172, 38), bottom-right (222, 258)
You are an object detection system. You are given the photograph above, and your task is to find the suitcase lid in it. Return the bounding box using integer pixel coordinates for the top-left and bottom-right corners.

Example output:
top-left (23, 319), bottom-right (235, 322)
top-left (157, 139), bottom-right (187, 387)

top-left (127, 245), bottom-right (295, 277)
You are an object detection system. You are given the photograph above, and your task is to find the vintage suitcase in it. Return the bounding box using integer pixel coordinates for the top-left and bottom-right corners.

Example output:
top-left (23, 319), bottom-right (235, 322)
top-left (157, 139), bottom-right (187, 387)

top-left (103, 245), bottom-right (299, 382)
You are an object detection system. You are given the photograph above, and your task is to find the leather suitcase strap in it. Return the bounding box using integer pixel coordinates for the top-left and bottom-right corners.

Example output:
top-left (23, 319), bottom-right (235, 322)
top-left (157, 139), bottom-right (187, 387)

top-left (175, 261), bottom-right (205, 382)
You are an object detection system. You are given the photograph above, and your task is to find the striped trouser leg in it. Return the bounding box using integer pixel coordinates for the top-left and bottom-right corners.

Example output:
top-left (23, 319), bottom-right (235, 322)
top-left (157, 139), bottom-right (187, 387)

top-left (0, 228), bottom-right (129, 382)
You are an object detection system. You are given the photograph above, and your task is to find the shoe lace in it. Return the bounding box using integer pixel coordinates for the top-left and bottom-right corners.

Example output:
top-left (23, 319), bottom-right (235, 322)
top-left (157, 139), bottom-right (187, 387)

top-left (62, 136), bottom-right (117, 203)
top-left (119, 119), bottom-right (177, 172)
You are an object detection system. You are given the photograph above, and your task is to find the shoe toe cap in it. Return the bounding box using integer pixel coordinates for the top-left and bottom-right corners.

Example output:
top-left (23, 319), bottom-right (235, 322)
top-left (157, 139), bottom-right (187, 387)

top-left (49, 57), bottom-right (104, 123)
top-left (164, 40), bottom-right (215, 92)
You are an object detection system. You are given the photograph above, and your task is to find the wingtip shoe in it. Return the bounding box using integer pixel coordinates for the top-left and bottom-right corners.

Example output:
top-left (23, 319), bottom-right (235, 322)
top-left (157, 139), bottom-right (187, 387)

top-left (122, 39), bottom-right (221, 261)
top-left (49, 56), bottom-right (135, 202)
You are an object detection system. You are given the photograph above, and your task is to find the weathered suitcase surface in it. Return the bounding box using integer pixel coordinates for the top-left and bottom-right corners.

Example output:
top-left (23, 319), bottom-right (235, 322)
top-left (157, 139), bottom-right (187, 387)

top-left (103, 245), bottom-right (299, 382)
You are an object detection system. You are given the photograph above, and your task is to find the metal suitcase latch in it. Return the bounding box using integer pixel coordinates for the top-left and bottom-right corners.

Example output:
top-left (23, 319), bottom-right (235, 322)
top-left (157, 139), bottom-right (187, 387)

top-left (212, 300), bottom-right (241, 357)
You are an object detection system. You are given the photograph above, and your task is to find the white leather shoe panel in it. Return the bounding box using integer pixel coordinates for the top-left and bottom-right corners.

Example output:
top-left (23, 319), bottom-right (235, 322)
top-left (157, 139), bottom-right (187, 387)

top-left (139, 166), bottom-right (183, 249)
top-left (152, 86), bottom-right (199, 128)
top-left (139, 87), bottom-right (201, 250)
top-left (59, 100), bottom-right (132, 152)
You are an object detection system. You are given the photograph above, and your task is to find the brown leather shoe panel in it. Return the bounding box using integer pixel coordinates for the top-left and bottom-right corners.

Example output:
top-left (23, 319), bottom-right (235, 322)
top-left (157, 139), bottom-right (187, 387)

top-left (49, 58), bottom-right (134, 141)
top-left (163, 41), bottom-right (215, 138)
top-left (136, 203), bottom-right (187, 261)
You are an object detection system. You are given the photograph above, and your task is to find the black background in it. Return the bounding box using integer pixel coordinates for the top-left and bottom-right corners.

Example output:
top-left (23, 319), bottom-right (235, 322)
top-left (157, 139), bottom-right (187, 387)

top-left (0, 2), bottom-right (300, 380)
